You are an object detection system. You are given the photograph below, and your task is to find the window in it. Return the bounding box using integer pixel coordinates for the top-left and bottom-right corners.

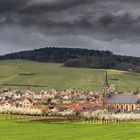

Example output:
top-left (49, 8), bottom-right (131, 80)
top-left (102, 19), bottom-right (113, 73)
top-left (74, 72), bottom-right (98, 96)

top-left (132, 105), bottom-right (134, 110)
top-left (126, 105), bottom-right (128, 111)
top-left (121, 105), bottom-right (123, 110)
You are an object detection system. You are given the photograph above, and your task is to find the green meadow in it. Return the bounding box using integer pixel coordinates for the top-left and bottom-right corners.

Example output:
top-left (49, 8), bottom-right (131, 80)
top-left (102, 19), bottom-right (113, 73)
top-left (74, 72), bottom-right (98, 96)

top-left (0, 59), bottom-right (139, 92)
top-left (0, 60), bottom-right (140, 140)
top-left (0, 120), bottom-right (140, 140)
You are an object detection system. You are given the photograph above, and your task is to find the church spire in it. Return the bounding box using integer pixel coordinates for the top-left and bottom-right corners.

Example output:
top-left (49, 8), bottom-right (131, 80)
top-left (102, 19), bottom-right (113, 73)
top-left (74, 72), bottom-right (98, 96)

top-left (103, 70), bottom-right (109, 88)
top-left (103, 70), bottom-right (109, 108)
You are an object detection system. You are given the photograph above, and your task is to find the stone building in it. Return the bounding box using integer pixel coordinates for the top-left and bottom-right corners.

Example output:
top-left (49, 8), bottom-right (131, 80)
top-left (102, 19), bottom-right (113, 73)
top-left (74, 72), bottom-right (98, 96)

top-left (107, 94), bottom-right (140, 111)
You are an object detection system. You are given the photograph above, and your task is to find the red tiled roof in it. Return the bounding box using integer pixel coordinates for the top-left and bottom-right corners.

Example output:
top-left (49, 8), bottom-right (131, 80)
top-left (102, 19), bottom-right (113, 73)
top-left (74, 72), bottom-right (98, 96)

top-left (54, 102), bottom-right (102, 111)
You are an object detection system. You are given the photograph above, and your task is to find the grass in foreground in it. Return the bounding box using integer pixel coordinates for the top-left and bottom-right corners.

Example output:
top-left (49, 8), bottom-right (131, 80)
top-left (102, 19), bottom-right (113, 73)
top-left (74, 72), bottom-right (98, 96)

top-left (0, 120), bottom-right (140, 140)
top-left (0, 59), bottom-right (139, 92)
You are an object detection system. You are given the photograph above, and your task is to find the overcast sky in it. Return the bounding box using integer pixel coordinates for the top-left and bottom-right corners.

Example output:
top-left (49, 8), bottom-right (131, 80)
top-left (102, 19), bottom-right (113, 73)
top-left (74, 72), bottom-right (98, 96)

top-left (0, 0), bottom-right (140, 57)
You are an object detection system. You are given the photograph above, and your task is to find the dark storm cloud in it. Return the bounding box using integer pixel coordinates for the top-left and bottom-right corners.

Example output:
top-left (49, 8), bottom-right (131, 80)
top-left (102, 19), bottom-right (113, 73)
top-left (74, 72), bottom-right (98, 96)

top-left (6, 13), bottom-right (140, 41)
top-left (0, 0), bottom-right (140, 40)
top-left (96, 13), bottom-right (140, 40)
top-left (21, 0), bottom-right (96, 15)
top-left (0, 0), bottom-right (140, 56)
top-left (0, 0), bottom-right (96, 14)
top-left (0, 0), bottom-right (28, 13)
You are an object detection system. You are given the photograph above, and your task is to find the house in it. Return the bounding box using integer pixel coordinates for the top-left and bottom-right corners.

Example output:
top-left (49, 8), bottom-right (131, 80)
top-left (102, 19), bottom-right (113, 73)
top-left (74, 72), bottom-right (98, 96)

top-left (4, 102), bottom-right (11, 108)
top-left (22, 98), bottom-right (33, 109)
top-left (13, 99), bottom-right (23, 108)
top-left (33, 94), bottom-right (42, 99)
top-left (54, 104), bottom-right (83, 112)
top-left (13, 93), bottom-right (22, 99)
top-left (0, 100), bottom-right (12, 108)
top-left (62, 100), bottom-right (72, 104)
top-left (53, 102), bottom-right (101, 112)
top-left (63, 95), bottom-right (69, 100)
top-left (107, 94), bottom-right (140, 111)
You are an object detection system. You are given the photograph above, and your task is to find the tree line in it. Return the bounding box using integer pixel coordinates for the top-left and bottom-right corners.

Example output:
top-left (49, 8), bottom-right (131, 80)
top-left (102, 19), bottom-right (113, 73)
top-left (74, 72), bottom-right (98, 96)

top-left (0, 47), bottom-right (140, 72)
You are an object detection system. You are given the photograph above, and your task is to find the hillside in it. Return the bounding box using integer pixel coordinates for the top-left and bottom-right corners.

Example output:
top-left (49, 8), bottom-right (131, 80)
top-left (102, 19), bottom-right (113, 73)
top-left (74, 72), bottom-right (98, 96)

top-left (0, 60), bottom-right (139, 92)
top-left (0, 47), bottom-right (140, 72)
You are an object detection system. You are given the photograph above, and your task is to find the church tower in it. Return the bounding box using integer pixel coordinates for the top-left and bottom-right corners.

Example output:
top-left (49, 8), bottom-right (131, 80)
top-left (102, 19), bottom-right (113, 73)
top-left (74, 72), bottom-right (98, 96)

top-left (103, 70), bottom-right (109, 108)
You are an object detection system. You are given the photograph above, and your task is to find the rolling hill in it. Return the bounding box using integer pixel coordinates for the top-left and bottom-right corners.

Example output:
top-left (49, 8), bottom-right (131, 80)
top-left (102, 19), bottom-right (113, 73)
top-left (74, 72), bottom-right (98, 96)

top-left (0, 47), bottom-right (140, 72)
top-left (0, 59), bottom-right (139, 92)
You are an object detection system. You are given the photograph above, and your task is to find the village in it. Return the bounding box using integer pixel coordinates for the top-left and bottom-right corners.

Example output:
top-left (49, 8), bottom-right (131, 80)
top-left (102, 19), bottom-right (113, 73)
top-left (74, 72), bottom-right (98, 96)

top-left (0, 85), bottom-right (140, 116)
top-left (0, 72), bottom-right (140, 117)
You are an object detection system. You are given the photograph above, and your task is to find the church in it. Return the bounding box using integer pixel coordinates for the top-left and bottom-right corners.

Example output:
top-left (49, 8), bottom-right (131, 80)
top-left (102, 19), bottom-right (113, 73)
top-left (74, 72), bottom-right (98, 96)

top-left (107, 94), bottom-right (140, 112)
top-left (103, 71), bottom-right (140, 112)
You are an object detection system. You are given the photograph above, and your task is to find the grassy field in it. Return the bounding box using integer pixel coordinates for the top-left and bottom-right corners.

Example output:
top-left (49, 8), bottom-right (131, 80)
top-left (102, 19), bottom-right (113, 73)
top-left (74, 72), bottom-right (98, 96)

top-left (0, 59), bottom-right (139, 92)
top-left (0, 120), bottom-right (140, 140)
